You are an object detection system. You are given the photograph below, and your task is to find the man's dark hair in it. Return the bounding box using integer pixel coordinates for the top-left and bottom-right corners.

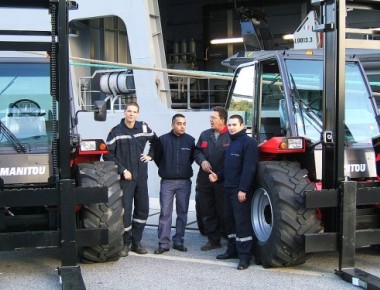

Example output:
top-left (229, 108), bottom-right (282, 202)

top-left (229, 114), bottom-right (243, 125)
top-left (124, 101), bottom-right (140, 112)
top-left (172, 113), bottom-right (185, 124)
top-left (213, 106), bottom-right (227, 124)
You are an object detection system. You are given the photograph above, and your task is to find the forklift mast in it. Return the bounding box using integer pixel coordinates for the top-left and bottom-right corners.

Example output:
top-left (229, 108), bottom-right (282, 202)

top-left (312, 0), bottom-right (380, 287)
top-left (0, 1), bottom-right (109, 289)
top-left (224, 0), bottom-right (380, 287)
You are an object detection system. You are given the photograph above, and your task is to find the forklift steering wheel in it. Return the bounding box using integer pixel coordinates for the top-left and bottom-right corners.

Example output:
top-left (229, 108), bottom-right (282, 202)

top-left (10, 99), bottom-right (41, 117)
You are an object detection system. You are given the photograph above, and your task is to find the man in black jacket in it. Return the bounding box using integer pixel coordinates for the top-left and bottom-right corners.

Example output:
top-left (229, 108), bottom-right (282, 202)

top-left (194, 106), bottom-right (230, 251)
top-left (209, 114), bottom-right (258, 270)
top-left (153, 114), bottom-right (195, 254)
top-left (104, 102), bottom-right (157, 257)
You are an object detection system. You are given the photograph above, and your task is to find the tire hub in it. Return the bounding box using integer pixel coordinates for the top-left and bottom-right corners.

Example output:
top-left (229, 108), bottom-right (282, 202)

top-left (251, 187), bottom-right (273, 243)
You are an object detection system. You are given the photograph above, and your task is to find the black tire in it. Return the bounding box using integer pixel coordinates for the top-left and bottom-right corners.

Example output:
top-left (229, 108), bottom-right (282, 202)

top-left (77, 161), bottom-right (124, 263)
top-left (195, 189), bottom-right (205, 235)
top-left (251, 161), bottom-right (320, 268)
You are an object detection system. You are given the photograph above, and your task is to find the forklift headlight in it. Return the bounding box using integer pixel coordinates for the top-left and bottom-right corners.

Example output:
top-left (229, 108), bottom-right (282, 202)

top-left (80, 140), bottom-right (96, 151)
top-left (287, 138), bottom-right (303, 149)
top-left (279, 138), bottom-right (304, 150)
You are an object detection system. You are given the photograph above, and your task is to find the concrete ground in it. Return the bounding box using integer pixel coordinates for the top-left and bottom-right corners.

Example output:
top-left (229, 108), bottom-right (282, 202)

top-left (0, 199), bottom-right (379, 290)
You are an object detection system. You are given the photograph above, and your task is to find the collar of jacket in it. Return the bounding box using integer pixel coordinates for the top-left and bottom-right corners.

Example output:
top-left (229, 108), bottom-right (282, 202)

top-left (220, 125), bottom-right (228, 134)
top-left (170, 130), bottom-right (184, 137)
top-left (230, 129), bottom-right (246, 140)
top-left (121, 118), bottom-right (138, 129)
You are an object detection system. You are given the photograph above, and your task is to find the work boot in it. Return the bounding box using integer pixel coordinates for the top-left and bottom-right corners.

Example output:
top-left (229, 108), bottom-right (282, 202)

top-left (154, 247), bottom-right (169, 255)
top-left (216, 251), bottom-right (238, 260)
top-left (131, 242), bottom-right (148, 255)
top-left (120, 245), bottom-right (129, 257)
top-left (200, 241), bottom-right (222, 251)
top-left (173, 244), bottom-right (188, 252)
top-left (237, 262), bottom-right (250, 270)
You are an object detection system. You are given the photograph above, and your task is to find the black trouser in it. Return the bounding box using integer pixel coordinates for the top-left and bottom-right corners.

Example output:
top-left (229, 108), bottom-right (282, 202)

top-left (224, 187), bottom-right (253, 263)
top-left (197, 179), bottom-right (225, 242)
top-left (121, 178), bottom-right (149, 246)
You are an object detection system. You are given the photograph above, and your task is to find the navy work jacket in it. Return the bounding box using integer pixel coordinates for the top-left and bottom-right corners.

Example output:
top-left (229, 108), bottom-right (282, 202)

top-left (219, 129), bottom-right (258, 192)
top-left (154, 130), bottom-right (195, 179)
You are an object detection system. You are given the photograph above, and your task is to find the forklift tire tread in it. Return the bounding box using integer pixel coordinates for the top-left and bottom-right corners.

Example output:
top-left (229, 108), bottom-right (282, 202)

top-left (252, 161), bottom-right (321, 268)
top-left (78, 161), bottom-right (124, 263)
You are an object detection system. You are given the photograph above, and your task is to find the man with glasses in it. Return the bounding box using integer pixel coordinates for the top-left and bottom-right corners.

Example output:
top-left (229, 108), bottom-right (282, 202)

top-left (194, 106), bottom-right (230, 251)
